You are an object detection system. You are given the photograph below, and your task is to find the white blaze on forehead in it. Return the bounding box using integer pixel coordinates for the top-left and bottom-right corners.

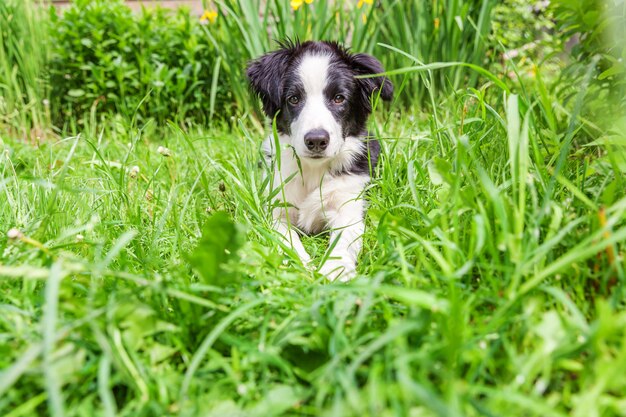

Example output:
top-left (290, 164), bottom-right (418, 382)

top-left (290, 52), bottom-right (343, 160)
top-left (298, 54), bottom-right (331, 95)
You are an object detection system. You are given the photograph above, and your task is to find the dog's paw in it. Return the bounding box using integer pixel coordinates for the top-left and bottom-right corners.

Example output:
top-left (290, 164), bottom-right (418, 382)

top-left (302, 257), bottom-right (315, 272)
top-left (318, 259), bottom-right (356, 282)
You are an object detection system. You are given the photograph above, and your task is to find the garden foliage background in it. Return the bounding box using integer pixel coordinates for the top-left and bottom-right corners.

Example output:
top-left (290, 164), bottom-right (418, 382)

top-left (1, 0), bottom-right (626, 416)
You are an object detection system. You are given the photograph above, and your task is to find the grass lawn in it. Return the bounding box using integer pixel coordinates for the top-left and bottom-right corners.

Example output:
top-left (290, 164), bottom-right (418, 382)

top-left (2, 85), bottom-right (625, 415)
top-left (1, 0), bottom-right (625, 415)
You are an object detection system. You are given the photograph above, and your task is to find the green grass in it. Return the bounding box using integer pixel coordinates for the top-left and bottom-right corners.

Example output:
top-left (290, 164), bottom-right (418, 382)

top-left (1, 1), bottom-right (626, 414)
top-left (1, 69), bottom-right (625, 416)
top-left (0, 0), bottom-right (50, 137)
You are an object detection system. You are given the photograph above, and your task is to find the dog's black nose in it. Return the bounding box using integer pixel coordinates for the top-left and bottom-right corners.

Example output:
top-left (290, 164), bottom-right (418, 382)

top-left (304, 129), bottom-right (329, 152)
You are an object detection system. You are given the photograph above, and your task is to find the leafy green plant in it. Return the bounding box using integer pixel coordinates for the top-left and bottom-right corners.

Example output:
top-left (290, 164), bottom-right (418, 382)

top-left (489, 0), bottom-right (559, 81)
top-left (187, 211), bottom-right (246, 286)
top-left (551, 0), bottom-right (625, 79)
top-left (49, 0), bottom-right (225, 126)
top-left (491, 0), bottom-right (552, 51)
top-left (550, 0), bottom-right (626, 131)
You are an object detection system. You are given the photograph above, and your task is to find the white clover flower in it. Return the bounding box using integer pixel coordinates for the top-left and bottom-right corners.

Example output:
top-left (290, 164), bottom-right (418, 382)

top-left (7, 228), bottom-right (23, 239)
top-left (534, 379), bottom-right (548, 395)
top-left (129, 165), bottom-right (140, 178)
top-left (157, 146), bottom-right (172, 157)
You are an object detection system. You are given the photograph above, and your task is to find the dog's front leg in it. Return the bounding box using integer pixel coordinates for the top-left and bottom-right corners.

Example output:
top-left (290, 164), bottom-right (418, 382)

top-left (273, 210), bottom-right (311, 266)
top-left (318, 199), bottom-right (365, 282)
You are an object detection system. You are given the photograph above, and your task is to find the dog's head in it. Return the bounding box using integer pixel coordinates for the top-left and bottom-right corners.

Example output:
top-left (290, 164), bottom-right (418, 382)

top-left (247, 41), bottom-right (393, 160)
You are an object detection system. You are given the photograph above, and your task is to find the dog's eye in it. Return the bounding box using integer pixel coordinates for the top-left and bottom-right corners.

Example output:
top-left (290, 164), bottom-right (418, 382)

top-left (288, 95), bottom-right (300, 105)
top-left (333, 94), bottom-right (345, 104)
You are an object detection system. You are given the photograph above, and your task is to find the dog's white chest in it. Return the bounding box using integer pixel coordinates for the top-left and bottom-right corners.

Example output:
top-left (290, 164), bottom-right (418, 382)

top-left (267, 142), bottom-right (369, 235)
top-left (278, 153), bottom-right (331, 234)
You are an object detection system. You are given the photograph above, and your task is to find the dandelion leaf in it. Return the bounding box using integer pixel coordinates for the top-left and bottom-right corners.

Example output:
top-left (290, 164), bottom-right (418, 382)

top-left (187, 211), bottom-right (245, 285)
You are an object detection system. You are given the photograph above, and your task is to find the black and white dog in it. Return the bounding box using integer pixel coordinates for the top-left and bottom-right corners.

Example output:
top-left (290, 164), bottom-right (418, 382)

top-left (247, 40), bottom-right (392, 281)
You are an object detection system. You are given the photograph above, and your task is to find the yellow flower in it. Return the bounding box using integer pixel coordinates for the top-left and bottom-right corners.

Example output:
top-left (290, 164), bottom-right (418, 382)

top-left (200, 9), bottom-right (218, 23)
top-left (357, 0), bottom-right (373, 9)
top-left (291, 0), bottom-right (313, 10)
top-left (434, 17), bottom-right (440, 29)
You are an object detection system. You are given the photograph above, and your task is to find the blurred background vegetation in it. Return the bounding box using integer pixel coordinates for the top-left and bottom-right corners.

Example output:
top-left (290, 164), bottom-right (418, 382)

top-left (1, 0), bottom-right (624, 135)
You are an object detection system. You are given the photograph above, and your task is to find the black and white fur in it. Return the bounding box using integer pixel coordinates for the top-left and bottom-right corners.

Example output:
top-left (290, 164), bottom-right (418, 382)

top-left (247, 40), bottom-right (393, 281)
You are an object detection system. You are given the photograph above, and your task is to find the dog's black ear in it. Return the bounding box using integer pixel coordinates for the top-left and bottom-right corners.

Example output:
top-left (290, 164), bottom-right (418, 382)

top-left (246, 48), bottom-right (293, 117)
top-left (351, 53), bottom-right (393, 103)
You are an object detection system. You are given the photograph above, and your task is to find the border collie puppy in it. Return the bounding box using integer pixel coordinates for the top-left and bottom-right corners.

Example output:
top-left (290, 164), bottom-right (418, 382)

top-left (247, 40), bottom-right (393, 281)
